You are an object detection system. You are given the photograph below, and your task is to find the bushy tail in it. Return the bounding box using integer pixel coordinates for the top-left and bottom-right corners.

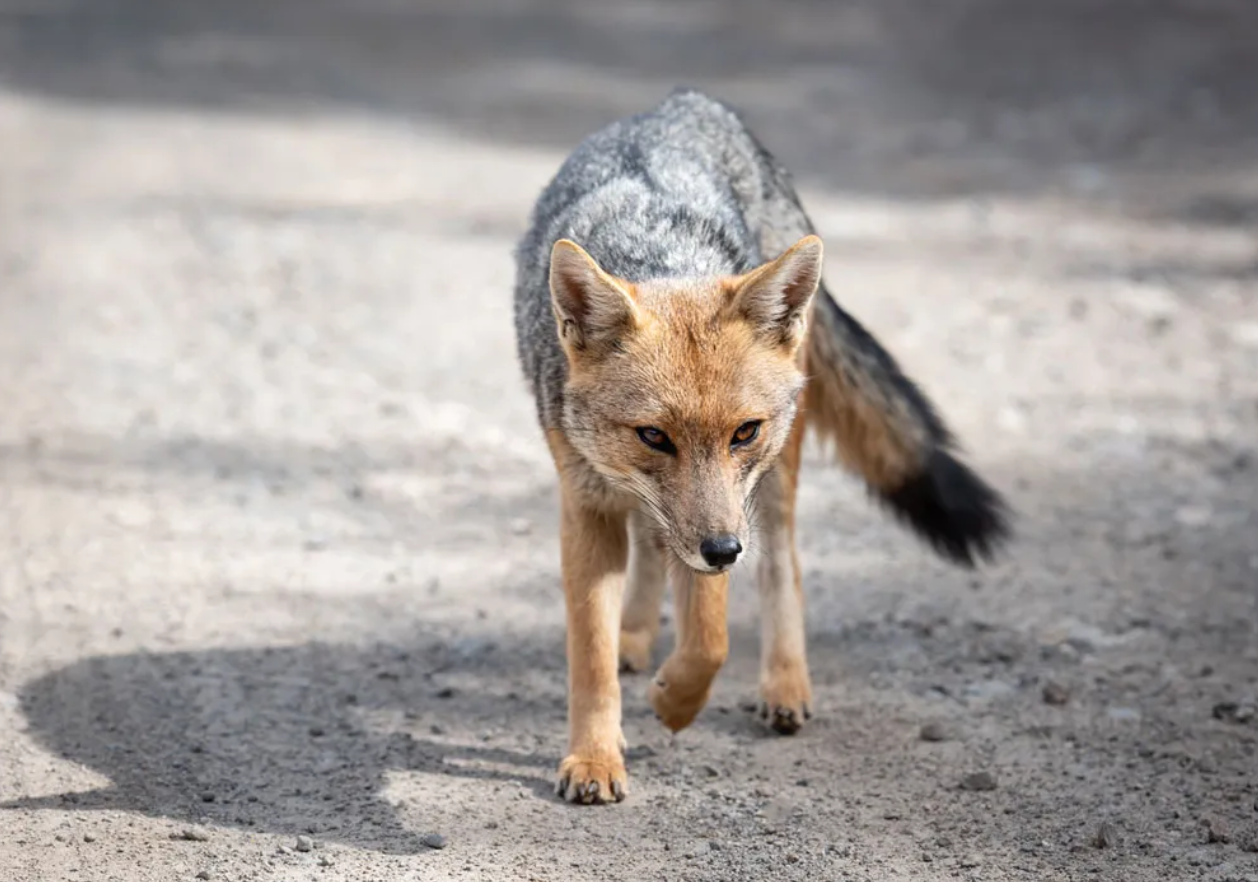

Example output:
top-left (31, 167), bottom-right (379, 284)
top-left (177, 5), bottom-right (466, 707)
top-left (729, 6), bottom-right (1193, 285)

top-left (804, 288), bottom-right (1011, 567)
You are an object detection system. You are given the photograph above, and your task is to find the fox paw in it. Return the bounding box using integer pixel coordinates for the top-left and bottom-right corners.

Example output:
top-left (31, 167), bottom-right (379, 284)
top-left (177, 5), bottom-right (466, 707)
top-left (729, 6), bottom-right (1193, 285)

top-left (756, 666), bottom-right (814, 735)
top-left (618, 627), bottom-right (656, 673)
top-left (648, 675), bottom-right (710, 733)
top-left (556, 754), bottom-right (628, 805)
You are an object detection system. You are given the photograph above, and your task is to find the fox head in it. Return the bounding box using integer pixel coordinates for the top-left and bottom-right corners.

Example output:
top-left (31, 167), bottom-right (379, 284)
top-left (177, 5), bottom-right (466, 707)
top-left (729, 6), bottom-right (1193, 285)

top-left (548, 234), bottom-right (823, 573)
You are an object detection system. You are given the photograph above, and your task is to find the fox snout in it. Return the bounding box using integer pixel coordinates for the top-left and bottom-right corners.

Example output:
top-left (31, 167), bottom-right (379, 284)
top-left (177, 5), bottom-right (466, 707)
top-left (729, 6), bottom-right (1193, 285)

top-left (699, 533), bottom-right (742, 569)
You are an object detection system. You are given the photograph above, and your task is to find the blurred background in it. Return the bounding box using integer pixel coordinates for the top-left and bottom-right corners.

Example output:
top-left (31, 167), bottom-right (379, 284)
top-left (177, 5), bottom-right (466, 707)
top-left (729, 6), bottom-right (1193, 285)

top-left (1, 2), bottom-right (1256, 881)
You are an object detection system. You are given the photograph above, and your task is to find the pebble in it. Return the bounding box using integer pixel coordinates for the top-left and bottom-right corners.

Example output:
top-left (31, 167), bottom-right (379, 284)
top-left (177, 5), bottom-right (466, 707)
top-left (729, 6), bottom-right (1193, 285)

top-left (422, 833), bottom-right (447, 850)
top-left (1091, 821), bottom-right (1118, 848)
top-left (963, 679), bottom-right (1016, 702)
top-left (295, 835), bottom-right (314, 852)
top-left (1042, 681), bottom-right (1070, 706)
top-left (173, 828), bottom-right (211, 842)
top-left (959, 771), bottom-right (998, 792)
top-left (959, 854), bottom-right (982, 868)
top-left (1106, 707), bottom-right (1141, 722)
top-left (83, 833), bottom-right (96, 843)
top-left (919, 721), bottom-right (950, 742)
top-left (196, 871), bottom-right (212, 881)
top-left (1205, 817), bottom-right (1231, 844)
top-left (1212, 701), bottom-right (1255, 724)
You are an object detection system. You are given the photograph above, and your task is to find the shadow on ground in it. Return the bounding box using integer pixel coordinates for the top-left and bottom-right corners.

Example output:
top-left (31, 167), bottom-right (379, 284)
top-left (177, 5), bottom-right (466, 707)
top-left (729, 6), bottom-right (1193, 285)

top-left (4, 430), bottom-right (1255, 856)
top-left (2, 0), bottom-right (1257, 210)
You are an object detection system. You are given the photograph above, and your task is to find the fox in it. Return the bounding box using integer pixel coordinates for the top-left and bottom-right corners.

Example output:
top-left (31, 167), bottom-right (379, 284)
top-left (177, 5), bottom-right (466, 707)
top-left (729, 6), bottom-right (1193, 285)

top-left (512, 88), bottom-right (1010, 805)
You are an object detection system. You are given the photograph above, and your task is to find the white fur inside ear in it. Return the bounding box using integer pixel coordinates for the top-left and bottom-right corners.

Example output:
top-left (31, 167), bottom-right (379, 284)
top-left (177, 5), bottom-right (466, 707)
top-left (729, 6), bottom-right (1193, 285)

top-left (548, 239), bottom-right (639, 352)
top-left (732, 235), bottom-right (823, 344)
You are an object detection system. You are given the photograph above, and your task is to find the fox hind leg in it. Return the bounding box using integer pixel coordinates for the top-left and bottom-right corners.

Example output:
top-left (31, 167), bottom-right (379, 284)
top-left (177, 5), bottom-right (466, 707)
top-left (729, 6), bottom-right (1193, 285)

top-left (620, 510), bottom-right (667, 673)
top-left (754, 409), bottom-right (814, 735)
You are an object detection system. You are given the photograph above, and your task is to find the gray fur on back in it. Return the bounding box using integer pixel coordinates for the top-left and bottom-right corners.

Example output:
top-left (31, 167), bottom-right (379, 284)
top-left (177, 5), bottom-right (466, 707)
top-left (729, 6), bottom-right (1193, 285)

top-left (512, 88), bottom-right (819, 430)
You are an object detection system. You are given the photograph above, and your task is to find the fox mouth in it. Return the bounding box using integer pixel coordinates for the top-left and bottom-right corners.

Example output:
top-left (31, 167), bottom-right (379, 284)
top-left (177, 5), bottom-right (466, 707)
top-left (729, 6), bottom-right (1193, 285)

top-left (673, 551), bottom-right (743, 577)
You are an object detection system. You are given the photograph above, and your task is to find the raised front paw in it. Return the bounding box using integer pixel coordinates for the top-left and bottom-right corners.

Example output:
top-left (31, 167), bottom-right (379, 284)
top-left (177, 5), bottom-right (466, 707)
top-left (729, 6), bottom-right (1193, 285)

top-left (757, 663), bottom-right (814, 735)
top-left (648, 672), bottom-right (711, 733)
top-left (556, 753), bottom-right (628, 805)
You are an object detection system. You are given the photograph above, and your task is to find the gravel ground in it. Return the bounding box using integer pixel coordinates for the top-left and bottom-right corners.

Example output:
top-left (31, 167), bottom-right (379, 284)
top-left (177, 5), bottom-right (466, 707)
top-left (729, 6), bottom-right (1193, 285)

top-left (2, 2), bottom-right (1257, 880)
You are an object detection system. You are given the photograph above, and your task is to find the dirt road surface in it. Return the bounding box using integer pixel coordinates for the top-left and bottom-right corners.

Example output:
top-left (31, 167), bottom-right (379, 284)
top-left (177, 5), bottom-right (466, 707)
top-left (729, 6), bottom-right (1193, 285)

top-left (2, 2), bottom-right (1256, 880)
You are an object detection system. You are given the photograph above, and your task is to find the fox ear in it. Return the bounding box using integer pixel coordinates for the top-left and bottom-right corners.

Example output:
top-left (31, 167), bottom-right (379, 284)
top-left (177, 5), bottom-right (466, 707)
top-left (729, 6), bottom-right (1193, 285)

top-left (727, 234), bottom-right (823, 348)
top-left (549, 239), bottom-right (640, 357)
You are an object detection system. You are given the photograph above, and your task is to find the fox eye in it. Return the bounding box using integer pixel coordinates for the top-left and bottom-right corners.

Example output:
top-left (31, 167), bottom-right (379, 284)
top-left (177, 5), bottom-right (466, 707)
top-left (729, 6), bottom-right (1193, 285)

top-left (731, 420), bottom-right (761, 448)
top-left (636, 426), bottom-right (676, 454)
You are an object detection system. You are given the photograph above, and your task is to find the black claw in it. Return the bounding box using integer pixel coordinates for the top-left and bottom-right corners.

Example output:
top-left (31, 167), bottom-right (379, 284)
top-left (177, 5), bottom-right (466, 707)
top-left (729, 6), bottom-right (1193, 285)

top-left (758, 703), bottom-right (769, 720)
top-left (557, 776), bottom-right (569, 798)
top-left (611, 780), bottom-right (625, 802)
top-left (583, 780), bottom-right (601, 804)
top-left (803, 704), bottom-right (813, 721)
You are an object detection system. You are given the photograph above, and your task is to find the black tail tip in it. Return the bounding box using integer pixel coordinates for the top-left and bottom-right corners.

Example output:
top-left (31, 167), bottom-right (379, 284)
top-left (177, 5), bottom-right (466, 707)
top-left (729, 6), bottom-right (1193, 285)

top-left (879, 448), bottom-right (1012, 568)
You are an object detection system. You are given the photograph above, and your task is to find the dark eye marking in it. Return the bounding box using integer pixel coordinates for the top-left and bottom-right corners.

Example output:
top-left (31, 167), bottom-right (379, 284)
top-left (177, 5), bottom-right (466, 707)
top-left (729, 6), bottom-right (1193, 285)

top-left (731, 420), bottom-right (762, 449)
top-left (636, 426), bottom-right (677, 455)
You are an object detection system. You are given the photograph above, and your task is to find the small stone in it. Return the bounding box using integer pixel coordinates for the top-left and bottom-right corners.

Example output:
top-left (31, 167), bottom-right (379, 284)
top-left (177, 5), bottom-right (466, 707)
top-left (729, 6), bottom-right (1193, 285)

top-left (1204, 817), bottom-right (1231, 844)
top-left (435, 687), bottom-right (455, 699)
top-left (702, 765), bottom-right (720, 778)
top-left (959, 771), bottom-right (998, 792)
top-left (83, 833), bottom-right (96, 843)
top-left (422, 833), bottom-right (447, 850)
top-left (308, 726), bottom-right (325, 737)
top-left (1042, 681), bottom-right (1070, 706)
top-left (785, 853), bottom-right (800, 864)
top-left (959, 854), bottom-right (982, 868)
top-left (199, 792), bottom-right (216, 803)
top-left (1106, 707), bottom-right (1141, 722)
top-left (295, 835), bottom-right (314, 852)
top-left (196, 871), bottom-right (212, 881)
top-left (173, 828), bottom-right (211, 842)
top-left (1212, 701), bottom-right (1255, 724)
top-left (625, 745), bottom-right (656, 761)
top-left (919, 721), bottom-right (950, 742)
top-left (317, 855), bottom-right (334, 867)
top-left (1091, 821), bottom-right (1118, 848)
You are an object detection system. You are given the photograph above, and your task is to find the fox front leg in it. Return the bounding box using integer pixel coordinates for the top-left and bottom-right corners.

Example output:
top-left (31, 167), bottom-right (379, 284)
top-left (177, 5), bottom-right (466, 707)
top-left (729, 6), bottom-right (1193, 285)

top-left (647, 566), bottom-right (730, 732)
top-left (554, 484), bottom-right (630, 805)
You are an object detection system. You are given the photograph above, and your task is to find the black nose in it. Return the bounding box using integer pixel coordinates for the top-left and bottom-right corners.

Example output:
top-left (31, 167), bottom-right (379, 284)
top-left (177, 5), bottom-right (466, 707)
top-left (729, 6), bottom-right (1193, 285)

top-left (699, 534), bottom-right (742, 568)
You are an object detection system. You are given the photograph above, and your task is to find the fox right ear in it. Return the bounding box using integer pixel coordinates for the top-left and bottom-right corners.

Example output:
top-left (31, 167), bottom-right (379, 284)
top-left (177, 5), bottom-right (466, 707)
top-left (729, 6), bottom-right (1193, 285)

top-left (548, 239), bottom-right (640, 357)
top-left (727, 234), bottom-right (823, 349)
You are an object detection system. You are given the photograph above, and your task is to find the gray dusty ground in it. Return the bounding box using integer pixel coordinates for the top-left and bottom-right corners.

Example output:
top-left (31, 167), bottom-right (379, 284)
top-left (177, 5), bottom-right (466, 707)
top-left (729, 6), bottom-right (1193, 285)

top-left (2, 2), bottom-right (1257, 880)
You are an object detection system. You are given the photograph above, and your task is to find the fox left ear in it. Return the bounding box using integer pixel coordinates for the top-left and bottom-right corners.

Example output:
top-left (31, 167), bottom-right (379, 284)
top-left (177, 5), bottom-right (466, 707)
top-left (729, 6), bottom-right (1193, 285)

top-left (727, 234), bottom-right (823, 348)
top-left (548, 238), bottom-right (641, 360)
